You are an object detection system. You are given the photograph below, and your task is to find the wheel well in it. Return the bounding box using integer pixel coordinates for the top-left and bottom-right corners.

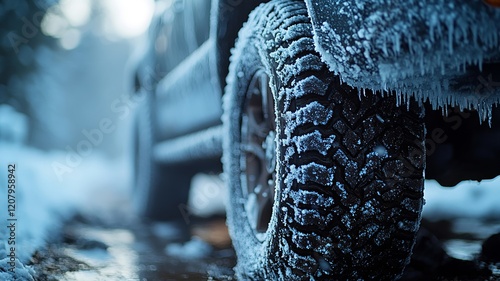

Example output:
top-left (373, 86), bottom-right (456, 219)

top-left (212, 0), bottom-right (270, 90)
top-left (425, 103), bottom-right (500, 186)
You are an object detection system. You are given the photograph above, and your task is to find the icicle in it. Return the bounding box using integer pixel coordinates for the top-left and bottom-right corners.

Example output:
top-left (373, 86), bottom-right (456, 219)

top-left (394, 33), bottom-right (401, 54)
top-left (478, 52), bottom-right (483, 72)
top-left (491, 30), bottom-right (498, 50)
top-left (429, 16), bottom-right (435, 42)
top-left (407, 33), bottom-right (413, 55)
top-left (478, 105), bottom-right (485, 126)
top-left (407, 93), bottom-right (411, 111)
top-left (447, 17), bottom-right (454, 54)
top-left (420, 54), bottom-right (425, 75)
top-left (382, 36), bottom-right (388, 56)
top-left (472, 24), bottom-right (478, 48)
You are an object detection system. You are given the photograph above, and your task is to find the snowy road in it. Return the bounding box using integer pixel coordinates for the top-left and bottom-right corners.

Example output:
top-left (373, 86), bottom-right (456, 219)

top-left (25, 175), bottom-right (500, 281)
top-left (2, 144), bottom-right (500, 280)
top-left (29, 212), bottom-right (500, 281)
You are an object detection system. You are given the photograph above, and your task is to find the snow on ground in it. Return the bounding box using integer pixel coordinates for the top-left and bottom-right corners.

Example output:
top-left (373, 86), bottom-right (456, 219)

top-left (164, 237), bottom-right (213, 260)
top-left (423, 178), bottom-right (500, 220)
top-left (187, 174), bottom-right (500, 221)
top-left (188, 173), bottom-right (227, 218)
top-left (0, 106), bottom-right (130, 280)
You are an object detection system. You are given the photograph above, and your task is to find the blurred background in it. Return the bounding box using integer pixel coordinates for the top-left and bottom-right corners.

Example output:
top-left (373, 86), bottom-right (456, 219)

top-left (0, 1), bottom-right (232, 280)
top-left (0, 0), bottom-right (154, 277)
top-left (1, 0), bottom-right (154, 152)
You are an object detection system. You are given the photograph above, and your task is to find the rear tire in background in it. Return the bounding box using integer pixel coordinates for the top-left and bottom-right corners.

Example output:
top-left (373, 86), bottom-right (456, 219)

top-left (223, 1), bottom-right (426, 279)
top-left (133, 92), bottom-right (192, 222)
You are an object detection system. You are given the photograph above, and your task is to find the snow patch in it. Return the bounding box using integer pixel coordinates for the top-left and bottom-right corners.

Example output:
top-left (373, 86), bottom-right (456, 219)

top-left (0, 143), bottom-right (129, 279)
top-left (289, 189), bottom-right (335, 208)
top-left (423, 177), bottom-right (500, 219)
top-left (288, 130), bottom-right (335, 156)
top-left (283, 101), bottom-right (333, 138)
top-left (285, 163), bottom-right (335, 187)
top-left (164, 237), bottom-right (213, 260)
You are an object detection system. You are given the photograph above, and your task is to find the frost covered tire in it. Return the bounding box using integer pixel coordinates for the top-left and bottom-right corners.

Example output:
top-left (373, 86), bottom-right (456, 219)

top-left (223, 1), bottom-right (426, 280)
top-left (133, 93), bottom-right (191, 221)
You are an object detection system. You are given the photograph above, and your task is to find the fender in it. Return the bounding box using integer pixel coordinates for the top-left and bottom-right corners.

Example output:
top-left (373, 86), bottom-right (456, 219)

top-left (212, 0), bottom-right (266, 90)
top-left (304, 0), bottom-right (500, 119)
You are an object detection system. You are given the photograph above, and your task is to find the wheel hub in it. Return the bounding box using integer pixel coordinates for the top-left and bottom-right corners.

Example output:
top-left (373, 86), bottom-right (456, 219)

top-left (241, 70), bottom-right (276, 239)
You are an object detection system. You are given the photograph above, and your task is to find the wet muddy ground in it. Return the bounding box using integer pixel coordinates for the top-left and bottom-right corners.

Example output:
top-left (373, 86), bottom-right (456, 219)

top-left (30, 214), bottom-right (236, 281)
top-left (29, 212), bottom-right (500, 281)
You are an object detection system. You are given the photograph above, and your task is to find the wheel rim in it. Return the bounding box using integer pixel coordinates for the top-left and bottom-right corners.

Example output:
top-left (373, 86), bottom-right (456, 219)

top-left (241, 69), bottom-right (276, 241)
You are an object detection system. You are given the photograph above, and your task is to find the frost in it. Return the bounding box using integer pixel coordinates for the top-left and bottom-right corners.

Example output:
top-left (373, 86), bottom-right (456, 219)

top-left (279, 54), bottom-right (323, 84)
top-left (291, 75), bottom-right (329, 98)
top-left (402, 197), bottom-right (421, 213)
top-left (285, 163), bottom-right (335, 187)
top-left (359, 151), bottom-right (387, 180)
top-left (293, 207), bottom-right (331, 226)
top-left (291, 231), bottom-right (333, 256)
top-left (0, 259), bottom-right (35, 281)
top-left (156, 39), bottom-right (223, 137)
top-left (270, 38), bottom-right (316, 72)
top-left (305, 0), bottom-right (500, 121)
top-left (154, 125), bottom-right (223, 164)
top-left (361, 200), bottom-right (375, 216)
top-left (288, 130), bottom-right (336, 156)
top-left (359, 223), bottom-right (379, 241)
top-left (334, 182), bottom-right (348, 201)
top-left (286, 253), bottom-right (317, 274)
top-left (373, 145), bottom-right (388, 157)
top-left (284, 101), bottom-right (333, 138)
top-left (289, 190), bottom-right (334, 208)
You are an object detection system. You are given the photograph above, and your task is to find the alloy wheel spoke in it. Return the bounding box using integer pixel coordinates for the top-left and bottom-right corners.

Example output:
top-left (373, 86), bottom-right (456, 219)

top-left (241, 69), bottom-right (277, 236)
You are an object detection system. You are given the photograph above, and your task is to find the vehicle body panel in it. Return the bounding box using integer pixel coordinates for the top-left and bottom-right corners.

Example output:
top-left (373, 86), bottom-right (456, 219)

top-left (155, 39), bottom-right (222, 140)
top-left (304, 0), bottom-right (500, 116)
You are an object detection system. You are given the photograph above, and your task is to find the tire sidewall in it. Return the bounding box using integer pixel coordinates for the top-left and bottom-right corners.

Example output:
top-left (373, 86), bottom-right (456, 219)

top-left (223, 24), bottom-right (281, 278)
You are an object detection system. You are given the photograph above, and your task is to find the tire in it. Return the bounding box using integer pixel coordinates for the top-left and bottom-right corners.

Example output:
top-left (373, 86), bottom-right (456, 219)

top-left (222, 1), bottom-right (426, 280)
top-left (133, 92), bottom-right (192, 222)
